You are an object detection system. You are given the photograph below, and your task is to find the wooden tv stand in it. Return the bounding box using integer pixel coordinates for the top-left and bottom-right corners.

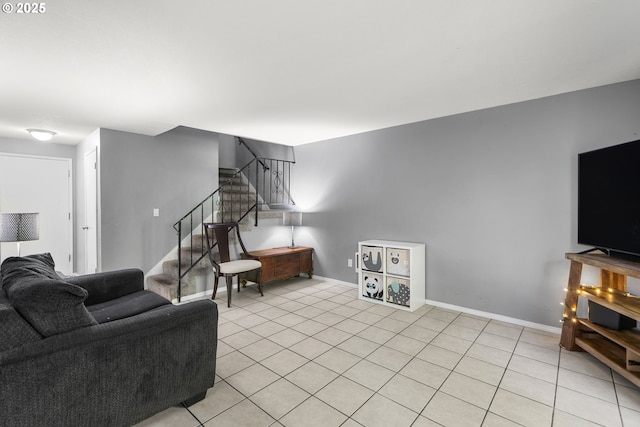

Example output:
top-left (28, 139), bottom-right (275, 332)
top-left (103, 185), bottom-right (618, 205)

top-left (560, 252), bottom-right (640, 387)
top-left (241, 246), bottom-right (313, 286)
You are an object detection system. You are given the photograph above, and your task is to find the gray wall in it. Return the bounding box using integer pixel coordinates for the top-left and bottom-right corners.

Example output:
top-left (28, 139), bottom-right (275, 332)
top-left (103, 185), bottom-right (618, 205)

top-left (99, 127), bottom-right (219, 271)
top-left (218, 134), bottom-right (294, 169)
top-left (291, 79), bottom-right (640, 327)
top-left (237, 138), bottom-right (295, 164)
top-left (0, 137), bottom-right (76, 159)
top-left (218, 134), bottom-right (237, 169)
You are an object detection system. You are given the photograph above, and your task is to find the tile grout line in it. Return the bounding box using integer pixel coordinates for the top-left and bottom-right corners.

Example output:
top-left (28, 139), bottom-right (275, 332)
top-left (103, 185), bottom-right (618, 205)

top-left (480, 324), bottom-right (527, 426)
top-left (230, 292), bottom-right (504, 425)
top-left (218, 283), bottom-right (373, 425)
top-left (231, 285), bottom-right (426, 425)
top-left (551, 344), bottom-right (564, 427)
top-left (301, 303), bottom-right (435, 426)
top-left (426, 310), bottom-right (504, 426)
top-left (210, 280), bottom-right (610, 427)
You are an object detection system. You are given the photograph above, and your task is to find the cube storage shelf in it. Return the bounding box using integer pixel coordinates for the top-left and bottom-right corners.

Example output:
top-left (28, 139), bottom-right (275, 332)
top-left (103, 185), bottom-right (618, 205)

top-left (357, 240), bottom-right (425, 312)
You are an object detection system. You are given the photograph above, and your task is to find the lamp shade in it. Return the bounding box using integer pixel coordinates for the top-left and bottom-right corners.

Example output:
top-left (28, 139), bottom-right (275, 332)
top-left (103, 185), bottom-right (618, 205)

top-left (0, 213), bottom-right (40, 242)
top-left (282, 211), bottom-right (302, 227)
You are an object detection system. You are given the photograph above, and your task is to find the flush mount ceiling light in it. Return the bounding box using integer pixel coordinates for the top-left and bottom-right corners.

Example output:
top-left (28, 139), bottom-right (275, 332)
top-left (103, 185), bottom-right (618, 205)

top-left (27, 129), bottom-right (56, 141)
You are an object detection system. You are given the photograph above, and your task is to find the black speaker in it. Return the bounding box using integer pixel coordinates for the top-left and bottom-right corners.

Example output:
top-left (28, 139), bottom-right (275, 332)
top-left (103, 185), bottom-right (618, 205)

top-left (588, 300), bottom-right (637, 330)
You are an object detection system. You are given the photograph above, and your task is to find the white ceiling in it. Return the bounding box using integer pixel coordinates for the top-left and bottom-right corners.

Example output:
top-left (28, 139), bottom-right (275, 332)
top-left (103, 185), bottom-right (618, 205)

top-left (2, 1), bottom-right (640, 146)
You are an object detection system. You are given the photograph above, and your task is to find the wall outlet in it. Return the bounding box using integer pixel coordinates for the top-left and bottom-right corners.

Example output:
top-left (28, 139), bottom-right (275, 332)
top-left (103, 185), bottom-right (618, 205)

top-left (347, 258), bottom-right (353, 268)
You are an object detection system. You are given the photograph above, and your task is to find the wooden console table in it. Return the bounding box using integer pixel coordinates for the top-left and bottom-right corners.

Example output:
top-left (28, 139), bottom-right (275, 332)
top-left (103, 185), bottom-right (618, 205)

top-left (241, 246), bottom-right (313, 285)
top-left (560, 252), bottom-right (640, 387)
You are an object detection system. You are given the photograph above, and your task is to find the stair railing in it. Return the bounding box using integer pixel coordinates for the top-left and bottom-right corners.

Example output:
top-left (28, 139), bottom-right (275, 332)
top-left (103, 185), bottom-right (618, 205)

top-left (238, 136), bottom-right (270, 174)
top-left (172, 156), bottom-right (295, 301)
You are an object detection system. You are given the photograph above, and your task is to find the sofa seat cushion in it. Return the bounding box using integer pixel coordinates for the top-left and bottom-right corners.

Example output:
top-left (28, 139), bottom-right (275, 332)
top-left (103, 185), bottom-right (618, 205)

top-left (87, 290), bottom-right (171, 324)
top-left (1, 253), bottom-right (97, 337)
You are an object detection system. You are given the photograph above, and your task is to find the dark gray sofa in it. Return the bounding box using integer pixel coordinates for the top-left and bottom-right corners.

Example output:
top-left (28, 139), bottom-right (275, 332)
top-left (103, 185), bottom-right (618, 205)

top-left (0, 253), bottom-right (218, 427)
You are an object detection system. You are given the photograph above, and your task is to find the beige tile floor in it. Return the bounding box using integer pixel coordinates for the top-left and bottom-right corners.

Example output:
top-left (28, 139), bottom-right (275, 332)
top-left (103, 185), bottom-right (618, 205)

top-left (136, 278), bottom-right (640, 427)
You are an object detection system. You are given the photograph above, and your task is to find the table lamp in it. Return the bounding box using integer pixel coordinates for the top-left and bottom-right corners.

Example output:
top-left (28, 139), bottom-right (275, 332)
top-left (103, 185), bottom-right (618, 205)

top-left (0, 212), bottom-right (39, 256)
top-left (282, 211), bottom-right (302, 248)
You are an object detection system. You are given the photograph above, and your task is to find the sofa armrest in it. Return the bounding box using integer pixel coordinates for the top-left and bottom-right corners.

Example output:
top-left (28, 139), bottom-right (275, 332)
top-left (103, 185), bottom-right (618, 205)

top-left (0, 299), bottom-right (218, 426)
top-left (66, 268), bottom-right (144, 306)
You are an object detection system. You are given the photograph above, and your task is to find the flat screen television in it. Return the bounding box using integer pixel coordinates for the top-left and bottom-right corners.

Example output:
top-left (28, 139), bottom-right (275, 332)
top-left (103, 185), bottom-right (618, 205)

top-left (578, 139), bottom-right (640, 261)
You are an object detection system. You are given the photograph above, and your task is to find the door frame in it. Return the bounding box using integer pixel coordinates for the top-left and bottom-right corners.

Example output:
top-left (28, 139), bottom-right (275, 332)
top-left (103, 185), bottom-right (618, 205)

top-left (83, 148), bottom-right (98, 274)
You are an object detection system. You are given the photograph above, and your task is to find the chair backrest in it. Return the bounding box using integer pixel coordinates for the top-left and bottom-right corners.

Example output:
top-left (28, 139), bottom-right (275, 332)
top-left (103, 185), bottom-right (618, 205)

top-left (203, 222), bottom-right (253, 265)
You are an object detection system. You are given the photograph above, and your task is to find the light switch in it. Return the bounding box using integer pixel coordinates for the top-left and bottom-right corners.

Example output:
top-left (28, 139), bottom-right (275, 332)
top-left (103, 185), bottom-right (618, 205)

top-left (153, 208), bottom-right (160, 217)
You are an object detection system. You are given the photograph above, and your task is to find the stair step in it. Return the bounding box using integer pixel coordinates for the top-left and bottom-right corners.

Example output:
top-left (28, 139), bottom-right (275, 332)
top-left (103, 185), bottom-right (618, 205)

top-left (220, 184), bottom-right (254, 194)
top-left (179, 242), bottom-right (207, 257)
top-left (147, 273), bottom-right (197, 301)
top-left (218, 213), bottom-right (254, 222)
top-left (220, 174), bottom-right (243, 182)
top-left (163, 259), bottom-right (210, 280)
top-left (220, 196), bottom-right (257, 204)
top-left (216, 209), bottom-right (281, 225)
top-left (259, 209), bottom-right (288, 220)
top-left (189, 233), bottom-right (209, 249)
top-left (221, 192), bottom-right (257, 201)
top-left (220, 202), bottom-right (271, 211)
top-left (219, 205), bottom-right (259, 215)
top-left (219, 168), bottom-right (239, 177)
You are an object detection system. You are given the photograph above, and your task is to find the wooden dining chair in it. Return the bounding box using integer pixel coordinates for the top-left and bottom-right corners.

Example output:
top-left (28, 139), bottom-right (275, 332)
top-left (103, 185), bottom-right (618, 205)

top-left (203, 222), bottom-right (262, 307)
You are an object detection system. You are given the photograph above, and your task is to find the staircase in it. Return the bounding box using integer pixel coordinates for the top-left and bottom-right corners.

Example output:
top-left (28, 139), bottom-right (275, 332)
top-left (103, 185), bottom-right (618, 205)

top-left (146, 233), bottom-right (210, 301)
top-left (147, 159), bottom-right (295, 301)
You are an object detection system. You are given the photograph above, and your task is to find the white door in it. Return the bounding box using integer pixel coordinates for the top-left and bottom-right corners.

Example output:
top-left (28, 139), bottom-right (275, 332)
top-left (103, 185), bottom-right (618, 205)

top-left (84, 149), bottom-right (98, 273)
top-left (0, 153), bottom-right (73, 274)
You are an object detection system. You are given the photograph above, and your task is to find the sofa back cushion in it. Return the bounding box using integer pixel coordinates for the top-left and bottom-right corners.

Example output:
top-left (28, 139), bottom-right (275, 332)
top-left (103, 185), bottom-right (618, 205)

top-left (0, 288), bottom-right (42, 351)
top-left (1, 269), bottom-right (41, 352)
top-left (1, 252), bottom-right (60, 283)
top-left (1, 253), bottom-right (97, 337)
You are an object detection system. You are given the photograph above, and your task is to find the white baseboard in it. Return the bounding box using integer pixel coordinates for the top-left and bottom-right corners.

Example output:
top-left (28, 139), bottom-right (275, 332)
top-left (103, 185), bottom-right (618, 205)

top-left (314, 276), bottom-right (560, 334)
top-left (174, 290), bottom-right (210, 304)
top-left (174, 274), bottom-right (560, 334)
top-left (313, 275), bottom-right (358, 288)
top-left (425, 299), bottom-right (561, 335)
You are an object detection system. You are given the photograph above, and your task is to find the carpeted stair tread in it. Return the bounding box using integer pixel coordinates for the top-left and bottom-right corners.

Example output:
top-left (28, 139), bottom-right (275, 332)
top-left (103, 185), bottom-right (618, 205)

top-left (218, 168), bottom-right (239, 177)
top-left (163, 259), bottom-right (210, 280)
top-left (146, 274), bottom-right (178, 300)
top-left (258, 209), bottom-right (289, 219)
top-left (182, 234), bottom-right (209, 250)
top-left (220, 202), bottom-right (259, 212)
top-left (221, 193), bottom-right (258, 201)
top-left (147, 273), bottom-right (197, 301)
top-left (220, 186), bottom-right (255, 195)
top-left (178, 247), bottom-right (211, 260)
